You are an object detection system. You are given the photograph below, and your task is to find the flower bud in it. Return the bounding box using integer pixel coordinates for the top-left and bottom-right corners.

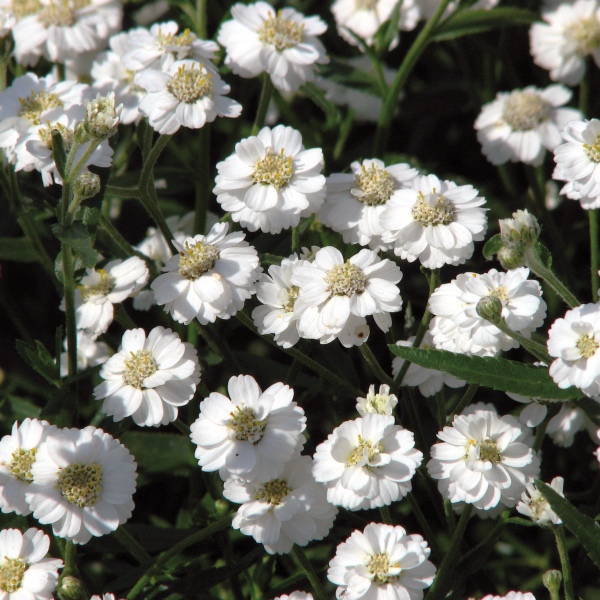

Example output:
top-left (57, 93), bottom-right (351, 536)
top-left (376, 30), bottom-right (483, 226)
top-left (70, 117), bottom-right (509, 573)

top-left (476, 295), bottom-right (503, 325)
top-left (83, 92), bottom-right (122, 140)
top-left (56, 576), bottom-right (87, 600)
top-left (542, 569), bottom-right (563, 595)
top-left (74, 171), bottom-right (101, 200)
top-left (499, 209), bottom-right (540, 248)
top-left (497, 246), bottom-right (526, 270)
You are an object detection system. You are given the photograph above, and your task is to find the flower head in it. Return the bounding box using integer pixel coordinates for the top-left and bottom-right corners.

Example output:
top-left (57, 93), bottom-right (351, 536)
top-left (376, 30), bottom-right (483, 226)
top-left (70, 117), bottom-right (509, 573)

top-left (516, 477), bottom-right (564, 526)
top-left (356, 384), bottom-right (398, 416)
top-left (82, 92), bottom-right (122, 140)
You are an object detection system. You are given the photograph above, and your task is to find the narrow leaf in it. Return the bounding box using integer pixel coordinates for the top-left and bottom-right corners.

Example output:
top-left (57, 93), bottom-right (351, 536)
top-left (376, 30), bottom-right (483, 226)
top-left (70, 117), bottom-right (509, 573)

top-left (51, 129), bottom-right (67, 179)
top-left (388, 345), bottom-right (582, 400)
top-left (52, 222), bottom-right (98, 268)
top-left (0, 237), bottom-right (39, 262)
top-left (374, 0), bottom-right (402, 53)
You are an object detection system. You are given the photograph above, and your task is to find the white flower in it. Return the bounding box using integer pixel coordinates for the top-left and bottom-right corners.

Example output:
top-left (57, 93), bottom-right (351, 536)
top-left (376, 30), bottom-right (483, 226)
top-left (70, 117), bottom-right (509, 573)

top-left (91, 595), bottom-right (124, 600)
top-left (553, 119), bottom-right (600, 209)
top-left (481, 592), bottom-right (536, 600)
top-left (0, 419), bottom-right (56, 516)
top-left (475, 85), bottom-right (581, 166)
top-left (213, 125), bottom-right (326, 234)
top-left (427, 408), bottom-right (540, 510)
top-left (546, 405), bottom-right (600, 447)
top-left (319, 158), bottom-right (418, 251)
top-left (356, 384), bottom-right (398, 416)
top-left (291, 246), bottom-right (403, 343)
top-left (190, 375), bottom-right (306, 483)
top-left (530, 0), bottom-right (600, 86)
top-left (312, 414), bottom-right (422, 510)
top-left (392, 332), bottom-right (466, 397)
top-left (135, 211), bottom-right (195, 265)
top-left (0, 527), bottom-right (63, 599)
top-left (69, 256), bottom-right (149, 338)
top-left (273, 593), bottom-right (313, 600)
top-left (94, 327), bottom-right (201, 427)
top-left (498, 209), bottom-right (540, 250)
top-left (547, 303), bottom-right (600, 396)
top-left (26, 426), bottom-right (136, 545)
top-left (328, 523), bottom-right (436, 600)
top-left (151, 222), bottom-right (261, 326)
top-left (83, 91), bottom-right (121, 140)
top-left (217, 2), bottom-right (328, 93)
top-left (516, 477), bottom-right (564, 526)
top-left (59, 331), bottom-right (111, 378)
top-left (224, 456), bottom-right (337, 555)
top-left (429, 268), bottom-right (547, 357)
top-left (379, 174), bottom-right (488, 269)
top-left (136, 59), bottom-right (242, 135)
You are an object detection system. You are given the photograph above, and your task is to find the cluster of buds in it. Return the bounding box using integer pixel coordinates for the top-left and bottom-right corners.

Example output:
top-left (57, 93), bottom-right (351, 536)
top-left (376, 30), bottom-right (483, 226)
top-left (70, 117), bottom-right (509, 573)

top-left (497, 209), bottom-right (541, 269)
top-left (80, 92), bottom-right (122, 141)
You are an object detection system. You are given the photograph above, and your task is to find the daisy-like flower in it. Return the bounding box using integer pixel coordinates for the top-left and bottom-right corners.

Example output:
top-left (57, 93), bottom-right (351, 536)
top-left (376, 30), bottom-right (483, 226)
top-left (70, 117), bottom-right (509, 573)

top-left (427, 408), bottom-right (540, 510)
top-left (0, 528), bottom-right (63, 599)
top-left (213, 125), bottom-right (326, 234)
top-left (328, 523), bottom-right (436, 600)
top-left (151, 222), bottom-right (261, 326)
top-left (530, 0), bottom-right (600, 86)
top-left (429, 268), bottom-right (547, 357)
top-left (319, 158), bottom-right (418, 251)
top-left (547, 302), bottom-right (600, 396)
top-left (136, 59), bottom-right (242, 135)
top-left (0, 419), bottom-right (55, 516)
top-left (224, 456), bottom-right (337, 554)
top-left (26, 426), bottom-right (137, 545)
top-left (190, 375), bottom-right (306, 483)
top-left (69, 256), bottom-right (149, 338)
top-left (546, 404), bottom-right (600, 447)
top-left (516, 476), bottom-right (564, 526)
top-left (392, 332), bottom-right (466, 397)
top-left (475, 85), bottom-right (581, 166)
top-left (312, 414), bottom-right (422, 510)
top-left (291, 246), bottom-right (403, 343)
top-left (94, 327), bottom-right (201, 427)
top-left (217, 2), bottom-right (328, 93)
top-left (356, 384), bottom-right (398, 417)
top-left (59, 331), bottom-right (111, 377)
top-left (553, 119), bottom-right (600, 209)
top-left (379, 174), bottom-right (488, 269)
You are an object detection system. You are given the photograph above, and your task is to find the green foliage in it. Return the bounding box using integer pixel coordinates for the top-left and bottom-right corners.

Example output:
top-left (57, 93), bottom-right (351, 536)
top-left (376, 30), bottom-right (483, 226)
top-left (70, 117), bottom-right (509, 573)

top-left (15, 339), bottom-right (60, 387)
top-left (0, 237), bottom-right (38, 262)
top-left (51, 222), bottom-right (99, 269)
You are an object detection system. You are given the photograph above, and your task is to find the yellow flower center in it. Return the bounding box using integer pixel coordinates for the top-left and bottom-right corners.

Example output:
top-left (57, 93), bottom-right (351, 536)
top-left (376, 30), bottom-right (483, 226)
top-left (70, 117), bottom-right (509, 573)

top-left (253, 148), bottom-right (293, 190)
top-left (38, 122), bottom-right (74, 152)
top-left (178, 240), bottom-right (220, 280)
top-left (123, 349), bottom-right (158, 388)
top-left (229, 406), bottom-right (267, 444)
top-left (9, 448), bottom-right (37, 483)
top-left (167, 64), bottom-right (213, 103)
top-left (284, 285), bottom-right (299, 312)
top-left (502, 91), bottom-right (549, 131)
top-left (467, 438), bottom-right (502, 463)
top-left (367, 553), bottom-right (399, 585)
top-left (576, 334), bottom-right (599, 359)
top-left (326, 261), bottom-right (367, 296)
top-left (0, 558), bottom-right (27, 593)
top-left (18, 91), bottom-right (63, 125)
top-left (347, 435), bottom-right (383, 467)
top-left (583, 135), bottom-right (600, 163)
top-left (254, 478), bottom-right (292, 505)
top-left (56, 463), bottom-right (103, 508)
top-left (156, 27), bottom-right (196, 52)
top-left (11, 0), bottom-right (40, 18)
top-left (38, 1), bottom-right (75, 27)
top-left (79, 269), bottom-right (116, 302)
top-left (489, 286), bottom-right (508, 301)
top-left (566, 16), bottom-right (600, 55)
top-left (412, 194), bottom-right (455, 226)
top-left (258, 11), bottom-right (304, 51)
top-left (353, 164), bottom-right (396, 205)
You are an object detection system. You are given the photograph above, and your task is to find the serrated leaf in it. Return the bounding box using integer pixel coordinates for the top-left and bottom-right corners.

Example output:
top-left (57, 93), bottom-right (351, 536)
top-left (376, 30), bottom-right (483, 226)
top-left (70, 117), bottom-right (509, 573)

top-left (120, 431), bottom-right (196, 473)
top-left (388, 345), bottom-right (582, 399)
top-left (15, 339), bottom-right (60, 387)
top-left (432, 8), bottom-right (538, 41)
top-left (52, 222), bottom-right (98, 268)
top-left (0, 237), bottom-right (38, 262)
top-left (537, 480), bottom-right (600, 570)
top-left (483, 234), bottom-right (502, 260)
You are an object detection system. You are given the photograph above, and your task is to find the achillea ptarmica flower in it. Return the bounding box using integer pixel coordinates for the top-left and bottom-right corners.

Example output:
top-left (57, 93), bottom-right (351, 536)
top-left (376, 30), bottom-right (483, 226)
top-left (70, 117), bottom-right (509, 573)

top-left (498, 209), bottom-right (540, 250)
top-left (379, 174), bottom-right (488, 269)
top-left (516, 476), bottom-right (564, 526)
top-left (26, 426), bottom-right (137, 545)
top-left (530, 0), bottom-right (600, 86)
top-left (427, 408), bottom-right (540, 510)
top-left (213, 125), bottom-right (326, 234)
top-left (70, 256), bottom-right (149, 338)
top-left (328, 523), bottom-right (436, 600)
top-left (481, 593), bottom-right (537, 600)
top-left (82, 91), bottom-right (121, 140)
top-left (356, 384), bottom-right (398, 417)
top-left (547, 302), bottom-right (600, 396)
top-left (190, 375), bottom-right (306, 483)
top-left (274, 593), bottom-right (313, 600)
top-left (217, 2), bottom-right (328, 93)
top-left (224, 456), bottom-right (337, 554)
top-left (0, 527), bottom-right (63, 599)
top-left (312, 414), bottom-right (422, 510)
top-left (94, 327), bottom-right (201, 427)
top-left (151, 222), bottom-right (261, 326)
top-left (136, 59), bottom-right (242, 135)
top-left (475, 85), bottom-right (581, 166)
top-left (319, 158), bottom-right (418, 251)
top-left (59, 331), bottom-right (111, 377)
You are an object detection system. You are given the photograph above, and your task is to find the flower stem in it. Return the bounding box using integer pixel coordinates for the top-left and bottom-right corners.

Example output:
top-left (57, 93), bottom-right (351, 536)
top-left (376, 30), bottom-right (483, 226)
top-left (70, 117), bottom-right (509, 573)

top-left (62, 245), bottom-right (78, 380)
top-left (291, 546), bottom-right (328, 600)
top-left (553, 525), bottom-right (575, 600)
top-left (359, 344), bottom-right (394, 387)
top-left (173, 418), bottom-right (191, 436)
top-left (448, 384), bottom-right (479, 420)
top-left (252, 74), bottom-right (275, 135)
top-left (194, 0), bottom-right (207, 38)
top-left (113, 526), bottom-right (152, 565)
top-left (379, 505), bottom-right (393, 524)
top-left (590, 209), bottom-right (599, 302)
top-left (194, 126), bottom-right (210, 235)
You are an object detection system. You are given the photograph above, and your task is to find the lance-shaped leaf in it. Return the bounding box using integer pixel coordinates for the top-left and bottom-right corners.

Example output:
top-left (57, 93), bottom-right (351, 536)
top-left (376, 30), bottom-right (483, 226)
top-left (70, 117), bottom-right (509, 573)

top-left (388, 345), bottom-right (582, 400)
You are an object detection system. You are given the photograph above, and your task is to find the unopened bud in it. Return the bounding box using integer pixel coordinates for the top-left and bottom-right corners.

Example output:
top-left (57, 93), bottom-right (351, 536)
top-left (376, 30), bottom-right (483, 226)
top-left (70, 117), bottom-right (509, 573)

top-left (497, 245), bottom-right (526, 270)
top-left (542, 569), bottom-right (563, 595)
top-left (74, 171), bottom-right (101, 200)
top-left (476, 295), bottom-right (503, 325)
top-left (57, 576), bottom-right (87, 600)
top-left (499, 209), bottom-right (540, 249)
top-left (83, 92), bottom-right (122, 140)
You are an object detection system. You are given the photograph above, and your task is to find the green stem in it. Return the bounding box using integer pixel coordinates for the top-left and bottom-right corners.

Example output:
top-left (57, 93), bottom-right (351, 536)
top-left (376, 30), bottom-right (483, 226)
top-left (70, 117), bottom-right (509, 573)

top-left (291, 225), bottom-right (300, 255)
top-left (553, 526), bottom-right (575, 600)
top-left (105, 185), bottom-right (140, 198)
top-left (173, 418), bottom-right (191, 436)
top-left (486, 315), bottom-right (552, 364)
top-left (194, 321), bottom-right (242, 372)
top-left (252, 74), bottom-right (275, 135)
top-left (291, 546), bottom-right (328, 600)
top-left (434, 390), bottom-right (446, 428)
top-left (194, 126), bottom-right (210, 235)
top-left (359, 344), bottom-right (394, 387)
top-left (379, 505), bottom-right (393, 524)
top-left (67, 139), bottom-right (101, 183)
top-left (448, 384), bottom-right (479, 420)
top-left (113, 526), bottom-right (152, 565)
top-left (114, 304), bottom-right (138, 330)
top-left (533, 412), bottom-right (550, 454)
top-left (590, 210), bottom-right (599, 302)
top-left (407, 493), bottom-right (442, 557)
top-left (63, 540), bottom-right (77, 577)
top-left (127, 513), bottom-right (234, 600)
top-left (139, 133), bottom-right (171, 192)
top-left (404, 388), bottom-right (428, 456)
top-left (62, 245), bottom-right (78, 380)
top-left (443, 499), bottom-right (456, 534)
top-left (194, 0), bottom-right (207, 37)
top-left (373, 0), bottom-right (453, 155)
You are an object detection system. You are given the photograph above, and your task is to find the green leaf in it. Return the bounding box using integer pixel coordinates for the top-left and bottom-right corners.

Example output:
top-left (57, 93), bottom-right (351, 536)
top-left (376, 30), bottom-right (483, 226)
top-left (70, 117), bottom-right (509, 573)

top-left (482, 234), bottom-right (502, 260)
top-left (120, 431), bottom-right (197, 474)
top-left (51, 128), bottom-right (67, 179)
top-left (432, 8), bottom-right (538, 41)
top-left (52, 222), bottom-right (98, 269)
top-left (373, 0), bottom-right (402, 53)
top-left (15, 339), bottom-right (60, 387)
top-left (534, 241), bottom-right (553, 268)
top-left (388, 345), bottom-right (582, 400)
top-left (536, 480), bottom-right (600, 570)
top-left (0, 237), bottom-right (39, 262)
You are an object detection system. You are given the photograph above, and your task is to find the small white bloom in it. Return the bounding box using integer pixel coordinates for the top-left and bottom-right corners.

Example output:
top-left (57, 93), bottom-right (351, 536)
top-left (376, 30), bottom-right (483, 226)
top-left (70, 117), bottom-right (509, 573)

top-left (380, 174), bottom-right (488, 269)
top-left (83, 91), bottom-right (122, 139)
top-left (136, 59), bottom-right (242, 135)
top-left (475, 85), bottom-right (581, 166)
top-left (59, 331), bottom-right (111, 378)
top-left (427, 408), bottom-right (540, 510)
top-left (312, 414), bottom-right (422, 510)
top-left (356, 384), bottom-right (398, 416)
top-left (94, 327), bottom-right (201, 427)
top-left (190, 375), bottom-right (306, 483)
top-left (151, 222), bottom-right (261, 325)
top-left (328, 523), bottom-right (436, 600)
top-left (91, 595), bottom-right (124, 600)
top-left (214, 125), bottom-right (326, 234)
top-left (218, 2), bottom-right (328, 93)
top-left (319, 158), bottom-right (418, 251)
top-left (546, 404), bottom-right (600, 447)
top-left (135, 211), bottom-right (195, 265)
top-left (273, 593), bottom-right (313, 600)
top-left (481, 592), bottom-right (536, 600)
top-left (516, 476), bottom-right (564, 526)
top-left (224, 456), bottom-right (337, 554)
top-left (0, 527), bottom-right (63, 599)
top-left (26, 426), bottom-right (137, 545)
